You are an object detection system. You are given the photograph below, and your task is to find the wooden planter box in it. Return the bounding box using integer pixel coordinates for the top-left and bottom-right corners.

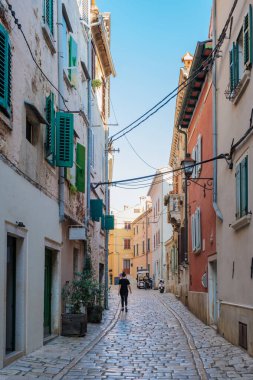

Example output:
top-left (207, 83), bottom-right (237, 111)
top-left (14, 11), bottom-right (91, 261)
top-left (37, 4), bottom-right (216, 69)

top-left (61, 313), bottom-right (87, 337)
top-left (87, 305), bottom-right (103, 323)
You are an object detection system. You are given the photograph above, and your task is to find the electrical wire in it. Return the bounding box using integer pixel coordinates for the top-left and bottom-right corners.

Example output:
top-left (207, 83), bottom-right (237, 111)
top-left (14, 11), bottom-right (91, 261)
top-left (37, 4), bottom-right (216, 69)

top-left (124, 135), bottom-right (158, 170)
top-left (93, 154), bottom-right (228, 188)
top-left (110, 66), bottom-right (208, 143)
top-left (109, 0), bottom-right (238, 143)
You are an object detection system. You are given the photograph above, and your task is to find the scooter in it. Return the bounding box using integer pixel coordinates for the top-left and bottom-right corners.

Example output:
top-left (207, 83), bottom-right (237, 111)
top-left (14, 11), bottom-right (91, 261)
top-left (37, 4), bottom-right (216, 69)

top-left (158, 279), bottom-right (165, 293)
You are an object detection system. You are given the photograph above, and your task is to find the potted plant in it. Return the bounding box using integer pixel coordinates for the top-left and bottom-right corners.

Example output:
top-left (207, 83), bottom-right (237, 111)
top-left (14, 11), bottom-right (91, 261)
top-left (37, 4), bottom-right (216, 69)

top-left (61, 258), bottom-right (104, 335)
top-left (61, 270), bottom-right (92, 337)
top-left (87, 282), bottom-right (104, 323)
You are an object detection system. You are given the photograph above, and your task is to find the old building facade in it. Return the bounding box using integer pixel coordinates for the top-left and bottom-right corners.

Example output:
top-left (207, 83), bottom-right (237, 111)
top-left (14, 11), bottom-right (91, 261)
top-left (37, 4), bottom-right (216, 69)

top-left (165, 53), bottom-right (193, 302)
top-left (0, 0), bottom-right (114, 368)
top-left (214, 0), bottom-right (253, 355)
top-left (132, 201), bottom-right (152, 280)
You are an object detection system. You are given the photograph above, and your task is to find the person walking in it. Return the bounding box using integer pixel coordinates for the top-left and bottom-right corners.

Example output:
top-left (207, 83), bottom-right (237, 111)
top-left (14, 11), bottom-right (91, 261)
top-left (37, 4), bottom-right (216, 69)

top-left (118, 272), bottom-right (132, 312)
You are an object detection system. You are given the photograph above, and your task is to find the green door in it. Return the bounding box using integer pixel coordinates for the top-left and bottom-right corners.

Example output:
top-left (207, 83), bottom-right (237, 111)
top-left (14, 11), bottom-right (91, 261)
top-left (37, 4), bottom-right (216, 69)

top-left (44, 250), bottom-right (52, 337)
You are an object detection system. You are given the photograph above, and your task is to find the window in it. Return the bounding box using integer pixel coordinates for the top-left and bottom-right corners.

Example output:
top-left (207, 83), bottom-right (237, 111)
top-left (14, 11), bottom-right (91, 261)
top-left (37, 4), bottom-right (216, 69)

top-left (45, 92), bottom-right (55, 165)
top-left (62, 12), bottom-right (77, 87)
top-left (142, 241), bottom-right (144, 254)
top-left (236, 156), bottom-right (248, 219)
top-left (124, 239), bottom-right (130, 250)
top-left (26, 114), bottom-right (40, 146)
top-left (136, 226), bottom-right (138, 234)
top-left (147, 238), bottom-right (150, 252)
top-left (44, 0), bottom-right (54, 35)
top-left (229, 5), bottom-right (252, 92)
top-left (154, 234), bottom-right (155, 249)
top-left (136, 244), bottom-right (139, 256)
top-left (124, 222), bottom-right (131, 230)
top-left (134, 245), bottom-right (135, 256)
top-left (26, 118), bottom-right (34, 144)
top-left (191, 208), bottom-right (201, 252)
top-left (0, 24), bottom-right (11, 117)
top-left (191, 135), bottom-right (202, 178)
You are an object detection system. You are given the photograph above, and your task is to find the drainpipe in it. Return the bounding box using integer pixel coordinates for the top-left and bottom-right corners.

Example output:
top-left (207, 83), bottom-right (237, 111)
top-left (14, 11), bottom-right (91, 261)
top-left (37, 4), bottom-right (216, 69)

top-left (104, 121), bottom-right (109, 310)
top-left (86, 0), bottom-right (92, 233)
top-left (177, 126), bottom-right (188, 263)
top-left (57, 0), bottom-right (65, 222)
top-left (86, 7), bottom-right (102, 237)
top-left (212, 0), bottom-right (223, 221)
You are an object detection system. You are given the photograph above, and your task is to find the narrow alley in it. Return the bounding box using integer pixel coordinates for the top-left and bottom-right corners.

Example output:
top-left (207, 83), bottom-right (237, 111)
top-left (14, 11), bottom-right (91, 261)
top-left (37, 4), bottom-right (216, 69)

top-left (1, 289), bottom-right (253, 380)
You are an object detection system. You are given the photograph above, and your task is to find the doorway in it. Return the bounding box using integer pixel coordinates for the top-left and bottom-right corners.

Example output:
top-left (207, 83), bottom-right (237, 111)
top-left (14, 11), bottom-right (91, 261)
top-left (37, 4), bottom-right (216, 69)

top-left (208, 260), bottom-right (218, 325)
top-left (44, 249), bottom-right (52, 337)
top-left (6, 236), bottom-right (17, 354)
top-left (123, 259), bottom-right (130, 274)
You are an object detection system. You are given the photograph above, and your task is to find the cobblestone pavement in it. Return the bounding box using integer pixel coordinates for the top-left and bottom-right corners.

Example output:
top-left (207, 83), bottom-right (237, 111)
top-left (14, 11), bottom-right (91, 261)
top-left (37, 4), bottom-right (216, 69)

top-left (1, 289), bottom-right (253, 380)
top-left (0, 289), bottom-right (120, 380)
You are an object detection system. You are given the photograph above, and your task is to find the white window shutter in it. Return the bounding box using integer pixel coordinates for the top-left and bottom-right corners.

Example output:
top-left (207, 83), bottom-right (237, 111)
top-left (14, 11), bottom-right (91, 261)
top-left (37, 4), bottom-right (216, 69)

top-left (192, 147), bottom-right (196, 178)
top-left (196, 208), bottom-right (201, 251)
top-left (191, 214), bottom-right (195, 251)
top-left (197, 135), bottom-right (202, 176)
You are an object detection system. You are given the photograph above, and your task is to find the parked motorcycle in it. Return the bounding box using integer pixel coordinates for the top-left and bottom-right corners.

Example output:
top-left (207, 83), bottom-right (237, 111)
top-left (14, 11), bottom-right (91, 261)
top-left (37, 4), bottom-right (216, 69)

top-left (158, 279), bottom-right (165, 293)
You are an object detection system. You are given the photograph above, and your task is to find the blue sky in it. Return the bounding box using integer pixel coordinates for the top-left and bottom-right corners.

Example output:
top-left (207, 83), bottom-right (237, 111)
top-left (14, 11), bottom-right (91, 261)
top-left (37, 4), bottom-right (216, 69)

top-left (96, 0), bottom-right (212, 211)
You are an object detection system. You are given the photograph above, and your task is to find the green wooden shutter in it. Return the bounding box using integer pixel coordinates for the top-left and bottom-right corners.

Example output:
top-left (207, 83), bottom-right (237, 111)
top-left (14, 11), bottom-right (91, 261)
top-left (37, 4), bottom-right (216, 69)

top-left (234, 42), bottom-right (239, 88)
top-left (240, 156), bottom-right (248, 217)
top-left (44, 0), bottom-right (54, 35)
top-left (56, 112), bottom-right (74, 167)
top-left (76, 143), bottom-right (85, 193)
top-left (230, 48), bottom-right (234, 91)
top-left (68, 36), bottom-right (78, 84)
top-left (45, 93), bottom-right (55, 160)
top-left (0, 24), bottom-right (11, 116)
top-left (235, 164), bottom-right (241, 219)
top-left (91, 199), bottom-right (103, 221)
top-left (244, 5), bottom-right (252, 66)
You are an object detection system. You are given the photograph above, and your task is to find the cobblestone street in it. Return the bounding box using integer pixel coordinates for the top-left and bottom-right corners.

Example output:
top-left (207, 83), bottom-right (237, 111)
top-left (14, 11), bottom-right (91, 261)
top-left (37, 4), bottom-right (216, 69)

top-left (1, 289), bottom-right (253, 380)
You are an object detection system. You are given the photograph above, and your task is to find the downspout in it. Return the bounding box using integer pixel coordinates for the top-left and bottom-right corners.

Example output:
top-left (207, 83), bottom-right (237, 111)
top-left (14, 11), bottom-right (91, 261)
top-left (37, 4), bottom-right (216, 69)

top-left (104, 120), bottom-right (109, 309)
top-left (86, 9), bottom-right (102, 237)
top-left (177, 126), bottom-right (188, 263)
top-left (86, 0), bottom-right (92, 234)
top-left (212, 0), bottom-right (223, 221)
top-left (57, 0), bottom-right (65, 222)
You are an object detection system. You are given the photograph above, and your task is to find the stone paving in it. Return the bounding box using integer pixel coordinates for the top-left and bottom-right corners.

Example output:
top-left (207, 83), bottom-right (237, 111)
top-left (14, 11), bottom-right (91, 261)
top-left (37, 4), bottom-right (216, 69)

top-left (0, 289), bottom-right (120, 380)
top-left (1, 289), bottom-right (253, 380)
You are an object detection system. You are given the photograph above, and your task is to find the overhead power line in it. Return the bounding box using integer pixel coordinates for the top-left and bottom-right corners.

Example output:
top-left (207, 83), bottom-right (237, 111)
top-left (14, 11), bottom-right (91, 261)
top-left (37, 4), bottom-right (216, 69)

top-left (109, 0), bottom-right (238, 144)
top-left (92, 153), bottom-right (228, 188)
top-left (124, 135), bottom-right (158, 170)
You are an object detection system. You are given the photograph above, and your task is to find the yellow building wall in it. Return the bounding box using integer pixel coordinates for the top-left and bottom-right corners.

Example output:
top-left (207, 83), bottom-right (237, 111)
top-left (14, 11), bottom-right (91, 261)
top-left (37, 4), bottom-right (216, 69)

top-left (109, 227), bottom-right (134, 284)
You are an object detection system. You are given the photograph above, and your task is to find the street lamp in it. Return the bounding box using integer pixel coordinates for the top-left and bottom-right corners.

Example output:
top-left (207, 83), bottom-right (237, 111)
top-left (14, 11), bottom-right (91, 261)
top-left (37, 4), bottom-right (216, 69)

top-left (181, 153), bottom-right (195, 179)
top-left (181, 153), bottom-right (196, 263)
